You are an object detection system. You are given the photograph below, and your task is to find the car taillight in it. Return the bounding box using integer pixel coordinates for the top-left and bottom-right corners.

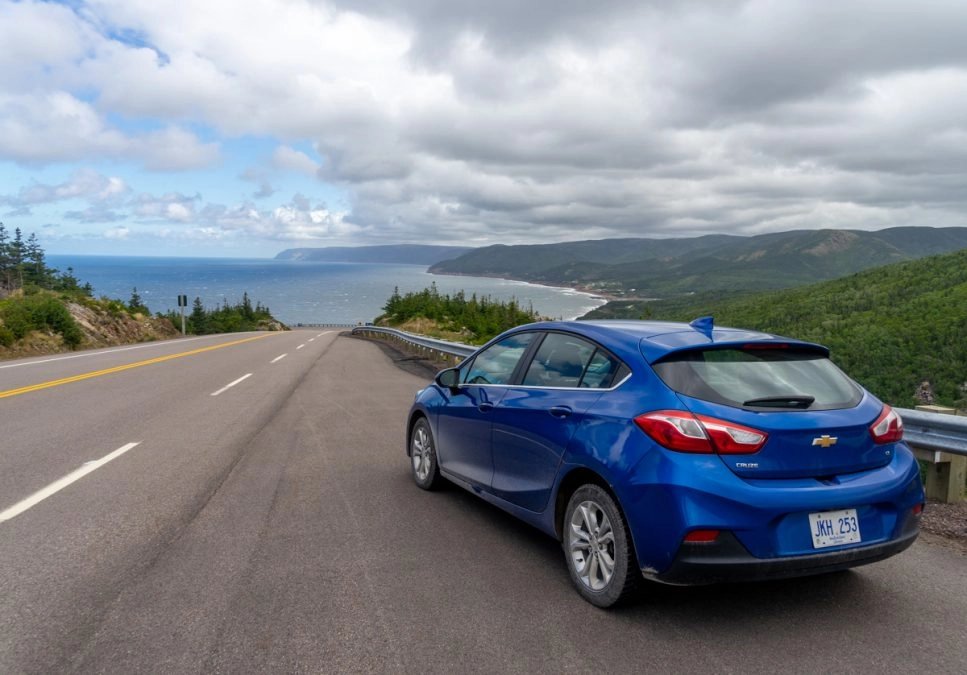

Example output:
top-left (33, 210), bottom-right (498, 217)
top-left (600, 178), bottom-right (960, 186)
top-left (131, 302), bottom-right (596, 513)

top-left (634, 411), bottom-right (768, 454)
top-left (869, 405), bottom-right (903, 444)
top-left (683, 529), bottom-right (720, 543)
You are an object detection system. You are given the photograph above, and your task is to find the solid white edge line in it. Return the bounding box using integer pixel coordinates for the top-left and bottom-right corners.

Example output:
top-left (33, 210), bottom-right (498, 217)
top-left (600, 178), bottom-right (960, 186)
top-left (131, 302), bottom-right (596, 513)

top-left (211, 373), bottom-right (253, 396)
top-left (0, 335), bottom-right (237, 370)
top-left (0, 442), bottom-right (141, 524)
top-left (271, 354), bottom-right (287, 364)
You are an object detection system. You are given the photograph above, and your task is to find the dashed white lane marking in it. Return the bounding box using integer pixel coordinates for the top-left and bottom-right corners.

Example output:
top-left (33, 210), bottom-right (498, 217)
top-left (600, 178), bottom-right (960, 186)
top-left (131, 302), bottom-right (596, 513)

top-left (0, 442), bottom-right (142, 524)
top-left (210, 373), bottom-right (252, 396)
top-left (271, 354), bottom-right (287, 364)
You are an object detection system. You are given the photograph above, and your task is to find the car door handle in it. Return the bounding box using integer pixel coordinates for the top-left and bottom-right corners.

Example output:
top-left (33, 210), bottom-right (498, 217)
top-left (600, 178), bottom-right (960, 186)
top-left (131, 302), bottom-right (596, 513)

top-left (549, 406), bottom-right (573, 418)
top-left (478, 402), bottom-right (495, 412)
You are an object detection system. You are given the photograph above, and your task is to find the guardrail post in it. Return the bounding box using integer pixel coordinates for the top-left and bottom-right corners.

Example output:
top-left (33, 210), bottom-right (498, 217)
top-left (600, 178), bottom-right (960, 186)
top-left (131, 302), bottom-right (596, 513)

top-left (912, 405), bottom-right (966, 504)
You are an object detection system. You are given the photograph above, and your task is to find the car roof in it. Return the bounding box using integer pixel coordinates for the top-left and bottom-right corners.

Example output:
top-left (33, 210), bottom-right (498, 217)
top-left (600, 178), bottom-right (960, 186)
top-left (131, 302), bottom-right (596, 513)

top-left (513, 318), bottom-right (829, 364)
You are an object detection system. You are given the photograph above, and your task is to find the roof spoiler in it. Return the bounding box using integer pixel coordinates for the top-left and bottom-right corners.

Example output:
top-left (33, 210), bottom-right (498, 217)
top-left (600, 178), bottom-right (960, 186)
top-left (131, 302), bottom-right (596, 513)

top-left (689, 316), bottom-right (714, 339)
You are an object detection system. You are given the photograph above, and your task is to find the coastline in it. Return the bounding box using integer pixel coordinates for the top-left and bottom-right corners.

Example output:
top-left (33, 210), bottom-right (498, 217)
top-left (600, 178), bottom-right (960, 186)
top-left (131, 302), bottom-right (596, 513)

top-left (426, 269), bottom-right (610, 313)
top-left (429, 271), bottom-right (668, 320)
top-left (45, 256), bottom-right (601, 325)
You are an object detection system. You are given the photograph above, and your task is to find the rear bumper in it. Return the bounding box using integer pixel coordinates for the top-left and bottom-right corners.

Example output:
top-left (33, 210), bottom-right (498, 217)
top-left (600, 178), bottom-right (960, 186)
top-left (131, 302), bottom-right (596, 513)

top-left (647, 513), bottom-right (920, 586)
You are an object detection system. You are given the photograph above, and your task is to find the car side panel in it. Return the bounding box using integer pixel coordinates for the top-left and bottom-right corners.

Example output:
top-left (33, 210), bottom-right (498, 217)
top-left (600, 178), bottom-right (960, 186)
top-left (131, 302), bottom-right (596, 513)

top-left (433, 384), bottom-right (507, 487)
top-left (490, 387), bottom-right (603, 512)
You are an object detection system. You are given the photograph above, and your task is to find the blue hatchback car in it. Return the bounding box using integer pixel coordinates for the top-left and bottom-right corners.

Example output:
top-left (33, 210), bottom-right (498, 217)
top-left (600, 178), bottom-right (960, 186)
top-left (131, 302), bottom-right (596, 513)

top-left (406, 318), bottom-right (925, 607)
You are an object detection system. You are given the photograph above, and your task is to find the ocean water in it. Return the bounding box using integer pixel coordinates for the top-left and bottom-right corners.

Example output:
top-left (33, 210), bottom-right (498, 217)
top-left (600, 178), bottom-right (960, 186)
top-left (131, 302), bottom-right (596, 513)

top-left (47, 255), bottom-right (605, 326)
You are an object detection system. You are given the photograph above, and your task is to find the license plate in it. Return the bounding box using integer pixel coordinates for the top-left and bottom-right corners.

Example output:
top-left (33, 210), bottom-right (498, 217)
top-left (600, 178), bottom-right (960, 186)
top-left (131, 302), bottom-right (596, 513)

top-left (808, 508), bottom-right (862, 548)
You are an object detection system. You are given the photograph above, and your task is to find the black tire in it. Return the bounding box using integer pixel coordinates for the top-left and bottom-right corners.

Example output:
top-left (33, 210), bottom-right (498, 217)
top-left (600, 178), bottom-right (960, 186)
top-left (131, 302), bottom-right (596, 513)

top-left (409, 417), bottom-right (441, 490)
top-left (563, 484), bottom-right (638, 608)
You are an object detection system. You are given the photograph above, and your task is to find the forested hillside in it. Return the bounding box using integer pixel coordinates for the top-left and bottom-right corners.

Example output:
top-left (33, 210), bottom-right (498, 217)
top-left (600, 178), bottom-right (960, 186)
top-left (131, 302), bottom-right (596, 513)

top-left (585, 249), bottom-right (967, 409)
top-left (430, 227), bottom-right (967, 298)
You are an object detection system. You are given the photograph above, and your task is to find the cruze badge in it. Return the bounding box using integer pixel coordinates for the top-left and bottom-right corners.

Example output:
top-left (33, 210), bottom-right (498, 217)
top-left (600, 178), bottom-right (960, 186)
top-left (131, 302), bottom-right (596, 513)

top-left (812, 435), bottom-right (838, 448)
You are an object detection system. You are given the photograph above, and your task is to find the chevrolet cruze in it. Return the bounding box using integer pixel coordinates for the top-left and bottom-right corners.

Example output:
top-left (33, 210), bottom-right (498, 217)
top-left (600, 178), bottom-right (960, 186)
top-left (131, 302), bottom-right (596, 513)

top-left (406, 318), bottom-right (924, 607)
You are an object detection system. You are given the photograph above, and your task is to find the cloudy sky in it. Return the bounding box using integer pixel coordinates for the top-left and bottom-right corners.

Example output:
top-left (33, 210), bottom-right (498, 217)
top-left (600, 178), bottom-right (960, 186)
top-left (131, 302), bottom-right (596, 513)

top-left (2, 0), bottom-right (967, 257)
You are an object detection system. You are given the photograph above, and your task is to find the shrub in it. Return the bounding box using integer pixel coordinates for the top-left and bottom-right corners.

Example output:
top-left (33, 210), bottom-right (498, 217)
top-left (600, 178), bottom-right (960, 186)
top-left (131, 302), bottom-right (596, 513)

top-left (0, 293), bottom-right (84, 348)
top-left (0, 300), bottom-right (32, 339)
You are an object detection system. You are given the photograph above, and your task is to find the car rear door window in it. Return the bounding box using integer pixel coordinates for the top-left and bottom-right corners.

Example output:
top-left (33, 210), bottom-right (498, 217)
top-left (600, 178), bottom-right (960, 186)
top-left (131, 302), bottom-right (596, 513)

top-left (522, 333), bottom-right (623, 389)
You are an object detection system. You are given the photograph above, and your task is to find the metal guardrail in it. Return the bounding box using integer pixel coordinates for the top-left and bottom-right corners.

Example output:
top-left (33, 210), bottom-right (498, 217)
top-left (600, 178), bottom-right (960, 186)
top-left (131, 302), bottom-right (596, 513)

top-left (350, 325), bottom-right (476, 363)
top-left (353, 327), bottom-right (966, 502)
top-left (896, 408), bottom-right (967, 504)
top-left (295, 323), bottom-right (357, 328)
top-left (897, 408), bottom-right (967, 458)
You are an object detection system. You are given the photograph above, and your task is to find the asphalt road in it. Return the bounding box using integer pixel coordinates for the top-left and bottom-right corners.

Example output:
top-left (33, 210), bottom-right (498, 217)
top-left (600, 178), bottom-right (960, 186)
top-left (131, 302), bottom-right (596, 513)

top-left (1, 330), bottom-right (965, 673)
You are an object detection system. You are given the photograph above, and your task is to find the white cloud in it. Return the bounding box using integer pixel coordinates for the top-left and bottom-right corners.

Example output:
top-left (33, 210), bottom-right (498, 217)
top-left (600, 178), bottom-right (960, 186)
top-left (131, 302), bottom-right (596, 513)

top-left (272, 146), bottom-right (319, 176)
top-left (2, 168), bottom-right (130, 209)
top-left (0, 91), bottom-right (219, 171)
top-left (0, 92), bottom-right (127, 164)
top-left (138, 127), bottom-right (221, 171)
top-left (103, 225), bottom-right (131, 239)
top-left (2, 0), bottom-right (967, 256)
top-left (132, 192), bottom-right (200, 219)
top-left (0, 1), bottom-right (94, 89)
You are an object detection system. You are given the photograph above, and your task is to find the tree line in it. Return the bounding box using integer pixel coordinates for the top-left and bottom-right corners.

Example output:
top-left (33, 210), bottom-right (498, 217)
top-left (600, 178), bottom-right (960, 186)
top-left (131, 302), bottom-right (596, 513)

top-left (1, 224), bottom-right (282, 351)
top-left (379, 283), bottom-right (540, 344)
top-left (0, 222), bottom-right (89, 295)
top-left (161, 293), bottom-right (279, 335)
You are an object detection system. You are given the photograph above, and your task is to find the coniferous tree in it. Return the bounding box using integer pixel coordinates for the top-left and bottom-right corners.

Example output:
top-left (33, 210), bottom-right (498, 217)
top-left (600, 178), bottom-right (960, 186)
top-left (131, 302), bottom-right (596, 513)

top-left (0, 222), bottom-right (11, 292)
top-left (24, 232), bottom-right (52, 288)
top-left (190, 297), bottom-right (207, 334)
top-left (10, 227), bottom-right (25, 290)
top-left (241, 291), bottom-right (254, 321)
top-left (129, 287), bottom-right (149, 314)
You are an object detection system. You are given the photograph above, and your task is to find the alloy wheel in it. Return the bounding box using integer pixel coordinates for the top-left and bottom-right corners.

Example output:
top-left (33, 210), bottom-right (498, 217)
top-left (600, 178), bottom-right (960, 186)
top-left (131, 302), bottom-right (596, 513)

top-left (568, 500), bottom-right (616, 591)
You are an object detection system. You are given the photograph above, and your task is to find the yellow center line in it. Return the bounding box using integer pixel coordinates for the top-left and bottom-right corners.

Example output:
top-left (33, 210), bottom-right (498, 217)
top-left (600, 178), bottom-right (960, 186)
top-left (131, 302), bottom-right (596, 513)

top-left (0, 333), bottom-right (276, 399)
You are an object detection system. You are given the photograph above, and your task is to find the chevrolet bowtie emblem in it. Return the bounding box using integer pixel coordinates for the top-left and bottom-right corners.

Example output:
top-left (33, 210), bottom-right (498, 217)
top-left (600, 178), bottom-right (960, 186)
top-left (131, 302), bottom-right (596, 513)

top-left (812, 435), bottom-right (838, 448)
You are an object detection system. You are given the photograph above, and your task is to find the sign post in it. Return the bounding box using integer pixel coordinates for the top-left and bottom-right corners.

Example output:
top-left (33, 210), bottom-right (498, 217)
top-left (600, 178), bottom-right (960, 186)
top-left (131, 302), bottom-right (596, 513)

top-left (177, 294), bottom-right (188, 335)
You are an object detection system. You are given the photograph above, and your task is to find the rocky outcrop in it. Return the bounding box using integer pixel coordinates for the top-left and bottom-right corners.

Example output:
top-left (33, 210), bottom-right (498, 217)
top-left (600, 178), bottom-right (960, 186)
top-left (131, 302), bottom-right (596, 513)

top-left (0, 299), bottom-right (181, 359)
top-left (66, 301), bottom-right (181, 348)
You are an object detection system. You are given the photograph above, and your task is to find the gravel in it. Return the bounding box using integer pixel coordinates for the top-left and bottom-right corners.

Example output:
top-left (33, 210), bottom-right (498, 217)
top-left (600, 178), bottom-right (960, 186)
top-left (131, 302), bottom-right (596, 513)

top-left (921, 499), bottom-right (967, 553)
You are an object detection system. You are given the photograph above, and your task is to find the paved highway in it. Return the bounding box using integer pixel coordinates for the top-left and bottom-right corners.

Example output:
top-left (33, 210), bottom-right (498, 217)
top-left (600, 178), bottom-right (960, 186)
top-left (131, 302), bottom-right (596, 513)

top-left (1, 329), bottom-right (965, 673)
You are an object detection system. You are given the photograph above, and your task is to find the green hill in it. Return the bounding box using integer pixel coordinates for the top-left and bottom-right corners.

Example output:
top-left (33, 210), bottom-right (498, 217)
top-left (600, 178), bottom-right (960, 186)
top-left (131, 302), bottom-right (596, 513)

top-left (585, 249), bottom-right (967, 409)
top-left (430, 227), bottom-right (967, 297)
top-left (428, 235), bottom-right (741, 286)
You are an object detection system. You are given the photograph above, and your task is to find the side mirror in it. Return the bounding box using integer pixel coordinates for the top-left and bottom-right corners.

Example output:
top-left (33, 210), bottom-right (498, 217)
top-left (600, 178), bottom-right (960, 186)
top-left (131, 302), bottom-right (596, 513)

top-left (436, 367), bottom-right (461, 392)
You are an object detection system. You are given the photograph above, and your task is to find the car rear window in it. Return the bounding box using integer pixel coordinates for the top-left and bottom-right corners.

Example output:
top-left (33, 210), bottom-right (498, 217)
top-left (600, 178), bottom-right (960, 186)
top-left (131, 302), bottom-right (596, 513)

top-left (652, 346), bottom-right (861, 410)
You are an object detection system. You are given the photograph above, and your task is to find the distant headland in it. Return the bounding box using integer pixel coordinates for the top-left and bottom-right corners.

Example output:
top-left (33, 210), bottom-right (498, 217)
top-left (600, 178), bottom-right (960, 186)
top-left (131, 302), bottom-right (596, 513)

top-left (274, 245), bottom-right (472, 265)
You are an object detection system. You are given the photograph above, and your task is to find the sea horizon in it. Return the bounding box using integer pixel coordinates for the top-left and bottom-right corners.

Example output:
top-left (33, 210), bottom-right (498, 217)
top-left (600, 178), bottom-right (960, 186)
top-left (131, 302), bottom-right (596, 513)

top-left (47, 254), bottom-right (606, 326)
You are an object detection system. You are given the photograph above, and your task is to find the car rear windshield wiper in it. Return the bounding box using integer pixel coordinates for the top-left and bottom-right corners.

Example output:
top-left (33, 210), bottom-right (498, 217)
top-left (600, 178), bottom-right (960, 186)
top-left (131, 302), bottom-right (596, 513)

top-left (742, 395), bottom-right (816, 409)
